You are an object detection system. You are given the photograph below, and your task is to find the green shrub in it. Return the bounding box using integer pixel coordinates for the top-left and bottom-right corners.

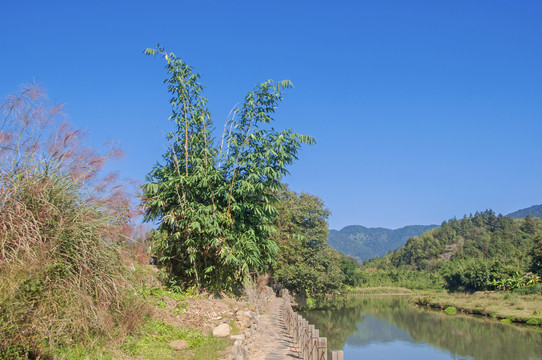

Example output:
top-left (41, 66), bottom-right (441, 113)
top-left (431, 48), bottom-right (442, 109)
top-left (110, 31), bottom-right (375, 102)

top-left (415, 296), bottom-right (432, 306)
top-left (526, 318), bottom-right (542, 325)
top-left (444, 306), bottom-right (457, 315)
top-left (513, 282), bottom-right (542, 295)
top-left (359, 268), bottom-right (445, 290)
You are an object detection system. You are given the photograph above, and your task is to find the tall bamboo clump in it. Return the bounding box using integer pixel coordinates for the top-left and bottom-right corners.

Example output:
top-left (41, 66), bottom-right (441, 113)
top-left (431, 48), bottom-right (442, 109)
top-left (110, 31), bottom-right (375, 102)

top-left (0, 85), bottom-right (142, 358)
top-left (142, 46), bottom-right (315, 291)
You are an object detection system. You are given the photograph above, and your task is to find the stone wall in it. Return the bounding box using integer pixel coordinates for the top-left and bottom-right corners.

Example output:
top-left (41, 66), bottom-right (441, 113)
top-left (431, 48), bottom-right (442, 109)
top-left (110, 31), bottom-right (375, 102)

top-left (226, 285), bottom-right (274, 360)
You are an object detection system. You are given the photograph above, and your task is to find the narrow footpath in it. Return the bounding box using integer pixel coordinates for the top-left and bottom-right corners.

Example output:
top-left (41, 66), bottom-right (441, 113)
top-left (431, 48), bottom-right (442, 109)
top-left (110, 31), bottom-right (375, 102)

top-left (249, 297), bottom-right (301, 360)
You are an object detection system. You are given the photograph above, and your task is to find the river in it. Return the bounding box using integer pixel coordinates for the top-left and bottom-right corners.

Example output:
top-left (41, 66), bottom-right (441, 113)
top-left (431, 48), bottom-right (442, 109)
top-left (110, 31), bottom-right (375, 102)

top-left (299, 296), bottom-right (542, 360)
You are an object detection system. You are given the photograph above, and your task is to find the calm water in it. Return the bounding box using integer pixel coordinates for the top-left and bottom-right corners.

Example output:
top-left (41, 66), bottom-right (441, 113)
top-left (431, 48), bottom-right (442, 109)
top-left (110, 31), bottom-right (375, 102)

top-left (299, 296), bottom-right (542, 360)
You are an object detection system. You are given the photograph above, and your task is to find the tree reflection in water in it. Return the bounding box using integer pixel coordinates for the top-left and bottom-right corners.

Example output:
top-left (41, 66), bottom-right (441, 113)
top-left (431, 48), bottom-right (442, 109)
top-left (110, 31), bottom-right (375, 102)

top-left (299, 296), bottom-right (542, 360)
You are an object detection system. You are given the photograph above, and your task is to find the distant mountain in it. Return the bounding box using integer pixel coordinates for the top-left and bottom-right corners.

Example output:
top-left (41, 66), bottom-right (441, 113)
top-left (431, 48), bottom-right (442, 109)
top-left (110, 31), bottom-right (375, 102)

top-left (506, 204), bottom-right (542, 219)
top-left (328, 224), bottom-right (438, 262)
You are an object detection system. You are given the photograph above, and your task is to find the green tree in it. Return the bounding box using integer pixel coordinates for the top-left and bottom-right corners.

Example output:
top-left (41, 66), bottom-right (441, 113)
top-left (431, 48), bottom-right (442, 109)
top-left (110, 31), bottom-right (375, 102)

top-left (530, 235), bottom-right (542, 272)
top-left (522, 214), bottom-right (537, 235)
top-left (341, 256), bottom-right (363, 286)
top-left (142, 46), bottom-right (314, 290)
top-left (272, 187), bottom-right (345, 297)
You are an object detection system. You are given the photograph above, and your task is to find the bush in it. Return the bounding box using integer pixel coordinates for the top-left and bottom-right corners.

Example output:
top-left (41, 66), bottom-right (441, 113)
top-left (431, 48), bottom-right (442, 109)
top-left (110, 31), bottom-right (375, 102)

top-left (526, 317), bottom-right (542, 325)
top-left (513, 282), bottom-right (542, 295)
top-left (0, 85), bottom-right (142, 357)
top-left (444, 306), bottom-right (457, 315)
top-left (440, 259), bottom-right (521, 292)
top-left (359, 268), bottom-right (444, 290)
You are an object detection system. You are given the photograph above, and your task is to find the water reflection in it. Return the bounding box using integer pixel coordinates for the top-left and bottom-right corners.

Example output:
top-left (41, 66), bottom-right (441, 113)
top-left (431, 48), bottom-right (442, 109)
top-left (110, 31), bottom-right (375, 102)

top-left (299, 296), bottom-right (542, 360)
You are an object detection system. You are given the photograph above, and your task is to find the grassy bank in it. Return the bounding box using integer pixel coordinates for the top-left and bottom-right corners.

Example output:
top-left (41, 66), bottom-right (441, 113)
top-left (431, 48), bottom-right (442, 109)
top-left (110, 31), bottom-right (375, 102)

top-left (0, 86), bottom-right (236, 359)
top-left (346, 287), bottom-right (418, 295)
top-left (412, 292), bottom-right (542, 325)
top-left (1, 241), bottom-right (249, 359)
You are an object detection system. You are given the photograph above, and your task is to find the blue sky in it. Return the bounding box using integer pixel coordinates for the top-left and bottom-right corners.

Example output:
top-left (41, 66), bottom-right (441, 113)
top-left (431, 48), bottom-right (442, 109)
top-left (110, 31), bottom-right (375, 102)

top-left (2, 1), bottom-right (542, 230)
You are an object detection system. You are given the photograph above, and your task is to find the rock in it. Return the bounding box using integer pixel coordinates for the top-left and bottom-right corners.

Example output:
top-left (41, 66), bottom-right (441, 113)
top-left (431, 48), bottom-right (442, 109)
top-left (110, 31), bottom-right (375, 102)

top-left (236, 310), bottom-right (252, 329)
top-left (213, 323), bottom-right (231, 338)
top-left (248, 305), bottom-right (256, 311)
top-left (231, 334), bottom-right (245, 341)
top-left (169, 339), bottom-right (188, 350)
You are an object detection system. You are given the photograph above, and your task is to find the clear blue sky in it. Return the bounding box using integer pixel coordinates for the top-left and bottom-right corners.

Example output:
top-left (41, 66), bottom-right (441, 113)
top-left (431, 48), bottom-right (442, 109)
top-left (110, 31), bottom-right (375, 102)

top-left (2, 1), bottom-right (542, 230)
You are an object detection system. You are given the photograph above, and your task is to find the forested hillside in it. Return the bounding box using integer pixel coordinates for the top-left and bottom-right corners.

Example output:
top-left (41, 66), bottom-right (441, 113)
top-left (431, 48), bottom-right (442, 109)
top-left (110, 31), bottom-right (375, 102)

top-left (365, 210), bottom-right (542, 291)
top-left (328, 224), bottom-right (438, 262)
top-left (506, 204), bottom-right (542, 219)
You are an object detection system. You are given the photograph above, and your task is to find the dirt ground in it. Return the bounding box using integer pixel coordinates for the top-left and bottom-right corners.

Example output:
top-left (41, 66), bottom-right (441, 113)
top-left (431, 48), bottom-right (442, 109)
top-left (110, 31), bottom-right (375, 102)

top-left (122, 245), bottom-right (269, 334)
top-left (157, 292), bottom-right (255, 330)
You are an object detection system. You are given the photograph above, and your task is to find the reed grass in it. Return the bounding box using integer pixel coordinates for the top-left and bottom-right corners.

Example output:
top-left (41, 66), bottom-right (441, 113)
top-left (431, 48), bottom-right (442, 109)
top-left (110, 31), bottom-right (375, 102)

top-left (0, 84), bottom-right (145, 358)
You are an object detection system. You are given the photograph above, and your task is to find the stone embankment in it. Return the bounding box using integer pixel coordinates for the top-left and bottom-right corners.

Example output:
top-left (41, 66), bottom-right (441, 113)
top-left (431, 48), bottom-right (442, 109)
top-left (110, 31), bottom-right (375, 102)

top-left (227, 287), bottom-right (344, 360)
top-left (225, 285), bottom-right (303, 360)
top-left (248, 296), bottom-right (301, 360)
top-left (225, 285), bottom-right (278, 360)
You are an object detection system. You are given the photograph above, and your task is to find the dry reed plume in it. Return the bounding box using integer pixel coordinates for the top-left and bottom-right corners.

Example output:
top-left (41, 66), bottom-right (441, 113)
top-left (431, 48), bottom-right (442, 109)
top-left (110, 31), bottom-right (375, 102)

top-left (0, 84), bottom-right (145, 359)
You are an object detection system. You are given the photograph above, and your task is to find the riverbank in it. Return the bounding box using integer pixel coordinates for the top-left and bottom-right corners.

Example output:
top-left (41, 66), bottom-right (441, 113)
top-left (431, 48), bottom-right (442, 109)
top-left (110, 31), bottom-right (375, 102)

top-left (345, 286), bottom-right (433, 295)
top-left (347, 286), bottom-right (414, 295)
top-left (1, 245), bottom-right (273, 360)
top-left (412, 292), bottom-right (542, 325)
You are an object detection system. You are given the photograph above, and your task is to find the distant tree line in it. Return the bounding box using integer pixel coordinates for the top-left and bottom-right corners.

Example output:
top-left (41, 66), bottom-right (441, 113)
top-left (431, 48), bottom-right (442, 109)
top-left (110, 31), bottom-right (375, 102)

top-left (363, 210), bottom-right (542, 292)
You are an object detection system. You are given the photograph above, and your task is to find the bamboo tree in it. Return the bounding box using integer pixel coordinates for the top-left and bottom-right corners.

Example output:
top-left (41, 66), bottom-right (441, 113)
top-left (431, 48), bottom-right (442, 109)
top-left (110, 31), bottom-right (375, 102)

top-left (142, 46), bottom-right (314, 290)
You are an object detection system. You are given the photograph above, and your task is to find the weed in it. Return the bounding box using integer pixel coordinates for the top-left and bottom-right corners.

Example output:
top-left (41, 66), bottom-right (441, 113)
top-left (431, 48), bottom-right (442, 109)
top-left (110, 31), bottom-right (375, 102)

top-left (230, 321), bottom-right (240, 335)
top-left (123, 319), bottom-right (227, 360)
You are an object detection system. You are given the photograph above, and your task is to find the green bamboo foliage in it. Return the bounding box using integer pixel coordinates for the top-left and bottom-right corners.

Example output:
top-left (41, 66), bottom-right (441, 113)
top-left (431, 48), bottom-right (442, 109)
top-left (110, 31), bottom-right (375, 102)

top-left (142, 46), bottom-right (314, 290)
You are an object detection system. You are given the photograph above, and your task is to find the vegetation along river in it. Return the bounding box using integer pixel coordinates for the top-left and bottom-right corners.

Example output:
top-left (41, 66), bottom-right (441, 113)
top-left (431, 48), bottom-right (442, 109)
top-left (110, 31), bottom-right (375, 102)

top-left (299, 296), bottom-right (542, 360)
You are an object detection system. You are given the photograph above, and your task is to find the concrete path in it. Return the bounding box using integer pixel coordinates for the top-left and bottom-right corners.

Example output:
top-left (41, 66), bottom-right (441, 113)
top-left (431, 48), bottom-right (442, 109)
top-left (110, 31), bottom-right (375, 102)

top-left (249, 297), bottom-right (301, 360)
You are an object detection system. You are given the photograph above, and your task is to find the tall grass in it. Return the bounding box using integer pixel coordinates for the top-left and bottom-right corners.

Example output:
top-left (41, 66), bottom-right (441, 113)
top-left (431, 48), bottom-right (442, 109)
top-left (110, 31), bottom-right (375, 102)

top-left (0, 84), bottom-right (144, 358)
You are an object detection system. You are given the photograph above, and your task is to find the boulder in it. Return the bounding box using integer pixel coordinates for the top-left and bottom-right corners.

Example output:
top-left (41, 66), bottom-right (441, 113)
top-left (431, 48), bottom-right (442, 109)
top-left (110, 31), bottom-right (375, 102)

top-left (213, 323), bottom-right (231, 338)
